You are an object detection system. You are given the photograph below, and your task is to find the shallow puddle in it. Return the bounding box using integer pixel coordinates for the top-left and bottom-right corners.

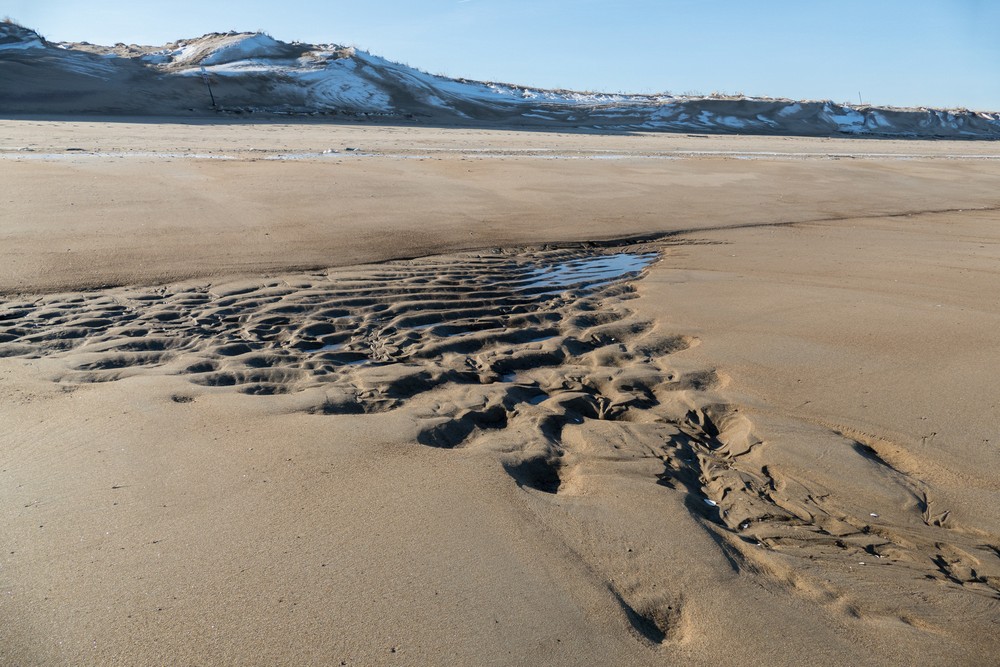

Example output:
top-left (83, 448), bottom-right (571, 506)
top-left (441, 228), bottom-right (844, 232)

top-left (520, 252), bottom-right (658, 292)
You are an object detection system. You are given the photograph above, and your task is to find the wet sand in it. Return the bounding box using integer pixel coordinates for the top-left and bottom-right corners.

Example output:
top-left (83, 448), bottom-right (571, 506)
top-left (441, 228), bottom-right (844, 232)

top-left (1, 119), bottom-right (999, 665)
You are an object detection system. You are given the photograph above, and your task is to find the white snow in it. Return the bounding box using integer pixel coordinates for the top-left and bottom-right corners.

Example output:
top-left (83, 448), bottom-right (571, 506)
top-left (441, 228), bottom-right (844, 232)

top-left (822, 103), bottom-right (865, 131)
top-left (200, 34), bottom-right (289, 66)
top-left (866, 111), bottom-right (893, 129)
top-left (299, 61), bottom-right (393, 112)
top-left (716, 115), bottom-right (747, 129)
top-left (193, 61), bottom-right (285, 74)
top-left (0, 37), bottom-right (44, 50)
top-left (776, 103), bottom-right (802, 117)
top-left (418, 91), bottom-right (456, 110)
top-left (345, 50), bottom-right (658, 111)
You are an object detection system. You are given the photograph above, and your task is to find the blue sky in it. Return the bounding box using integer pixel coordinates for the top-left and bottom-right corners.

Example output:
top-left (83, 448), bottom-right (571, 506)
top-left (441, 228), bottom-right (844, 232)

top-left (7, 0), bottom-right (999, 110)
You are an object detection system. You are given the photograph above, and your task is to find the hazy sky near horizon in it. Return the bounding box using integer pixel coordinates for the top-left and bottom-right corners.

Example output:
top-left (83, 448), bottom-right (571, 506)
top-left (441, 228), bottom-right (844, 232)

top-left (7, 0), bottom-right (999, 110)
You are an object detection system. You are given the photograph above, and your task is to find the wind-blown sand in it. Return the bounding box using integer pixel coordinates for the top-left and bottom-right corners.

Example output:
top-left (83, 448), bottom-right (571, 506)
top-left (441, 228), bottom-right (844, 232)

top-left (1, 119), bottom-right (999, 665)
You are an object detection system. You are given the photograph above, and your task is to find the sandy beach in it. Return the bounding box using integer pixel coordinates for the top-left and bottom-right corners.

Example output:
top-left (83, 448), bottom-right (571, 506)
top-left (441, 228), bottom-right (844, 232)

top-left (1, 119), bottom-right (999, 665)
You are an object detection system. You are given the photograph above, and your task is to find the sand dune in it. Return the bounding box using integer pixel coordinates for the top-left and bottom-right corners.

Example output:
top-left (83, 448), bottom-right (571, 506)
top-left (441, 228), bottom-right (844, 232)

top-left (3, 20), bottom-right (999, 138)
top-left (2, 121), bottom-right (1000, 665)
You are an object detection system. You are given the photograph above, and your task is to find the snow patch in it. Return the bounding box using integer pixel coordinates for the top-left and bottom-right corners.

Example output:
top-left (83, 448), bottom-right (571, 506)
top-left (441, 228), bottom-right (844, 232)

top-left (716, 115), bottom-right (747, 129)
top-left (300, 63), bottom-right (393, 112)
top-left (0, 37), bottom-right (44, 50)
top-left (777, 103), bottom-right (802, 117)
top-left (822, 103), bottom-right (865, 132)
top-left (200, 34), bottom-right (289, 66)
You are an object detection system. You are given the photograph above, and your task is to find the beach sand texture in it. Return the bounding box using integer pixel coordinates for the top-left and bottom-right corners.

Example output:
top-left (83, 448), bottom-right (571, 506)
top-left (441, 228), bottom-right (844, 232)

top-left (1, 121), bottom-right (999, 665)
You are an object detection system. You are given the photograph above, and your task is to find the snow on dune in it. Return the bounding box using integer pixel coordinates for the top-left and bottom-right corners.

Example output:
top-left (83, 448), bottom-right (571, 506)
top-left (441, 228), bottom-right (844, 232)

top-left (158, 36), bottom-right (393, 112)
top-left (297, 58), bottom-right (393, 112)
top-left (0, 24), bottom-right (116, 78)
top-left (140, 52), bottom-right (171, 64)
top-left (776, 103), bottom-right (802, 117)
top-left (200, 34), bottom-right (290, 66)
top-left (166, 33), bottom-right (295, 69)
top-left (168, 42), bottom-right (207, 65)
top-left (348, 50), bottom-right (660, 110)
top-left (820, 103), bottom-right (865, 133)
top-left (0, 37), bottom-right (43, 50)
top-left (2, 27), bottom-right (998, 138)
top-left (0, 22), bottom-right (44, 50)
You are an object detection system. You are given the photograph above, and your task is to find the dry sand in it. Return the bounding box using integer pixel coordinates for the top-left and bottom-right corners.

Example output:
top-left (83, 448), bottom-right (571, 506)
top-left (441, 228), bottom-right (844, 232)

top-left (1, 119), bottom-right (999, 665)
